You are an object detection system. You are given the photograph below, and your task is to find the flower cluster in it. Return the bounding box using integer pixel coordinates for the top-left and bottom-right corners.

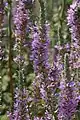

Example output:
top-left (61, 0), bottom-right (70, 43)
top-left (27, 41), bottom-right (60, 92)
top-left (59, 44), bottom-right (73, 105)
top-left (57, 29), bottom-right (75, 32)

top-left (67, 0), bottom-right (80, 69)
top-left (58, 79), bottom-right (79, 120)
top-left (13, 0), bottom-right (28, 40)
top-left (13, 0), bottom-right (29, 84)
top-left (58, 51), bottom-right (80, 120)
top-left (5, 0), bottom-right (80, 119)
top-left (31, 24), bottom-right (50, 75)
top-left (8, 88), bottom-right (31, 120)
top-left (57, 3), bottom-right (80, 118)
top-left (31, 22), bottom-right (59, 118)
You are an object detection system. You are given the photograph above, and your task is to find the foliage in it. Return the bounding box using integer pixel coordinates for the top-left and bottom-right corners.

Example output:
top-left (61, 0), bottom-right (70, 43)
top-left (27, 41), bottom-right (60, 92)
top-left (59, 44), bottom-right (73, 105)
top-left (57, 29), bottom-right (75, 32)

top-left (0, 0), bottom-right (80, 120)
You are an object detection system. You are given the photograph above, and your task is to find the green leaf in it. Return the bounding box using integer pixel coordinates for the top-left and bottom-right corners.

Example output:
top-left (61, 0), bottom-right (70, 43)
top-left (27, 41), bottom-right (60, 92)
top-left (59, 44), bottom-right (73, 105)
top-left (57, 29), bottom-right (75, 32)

top-left (2, 75), bottom-right (10, 82)
top-left (3, 93), bottom-right (12, 104)
top-left (2, 75), bottom-right (10, 91)
top-left (0, 115), bottom-right (9, 120)
top-left (66, 0), bottom-right (72, 4)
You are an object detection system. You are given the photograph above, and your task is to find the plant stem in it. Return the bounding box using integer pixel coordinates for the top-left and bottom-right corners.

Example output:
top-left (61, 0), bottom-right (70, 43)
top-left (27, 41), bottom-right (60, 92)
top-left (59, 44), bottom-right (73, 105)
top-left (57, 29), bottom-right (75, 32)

top-left (7, 0), bottom-right (14, 110)
top-left (38, 0), bottom-right (46, 26)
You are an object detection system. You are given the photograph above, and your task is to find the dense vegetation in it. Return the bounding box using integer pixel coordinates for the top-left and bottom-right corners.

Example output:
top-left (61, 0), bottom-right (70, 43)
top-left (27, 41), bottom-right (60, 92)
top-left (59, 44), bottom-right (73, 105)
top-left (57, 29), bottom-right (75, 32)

top-left (0, 0), bottom-right (80, 120)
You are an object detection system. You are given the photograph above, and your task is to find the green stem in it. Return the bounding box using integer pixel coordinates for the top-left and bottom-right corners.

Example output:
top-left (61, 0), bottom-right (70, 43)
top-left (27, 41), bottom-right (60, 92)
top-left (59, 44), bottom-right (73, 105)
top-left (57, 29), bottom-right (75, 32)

top-left (7, 0), bottom-right (14, 110)
top-left (58, 0), bottom-right (66, 45)
top-left (64, 53), bottom-right (71, 82)
top-left (19, 40), bottom-right (24, 91)
top-left (38, 0), bottom-right (46, 26)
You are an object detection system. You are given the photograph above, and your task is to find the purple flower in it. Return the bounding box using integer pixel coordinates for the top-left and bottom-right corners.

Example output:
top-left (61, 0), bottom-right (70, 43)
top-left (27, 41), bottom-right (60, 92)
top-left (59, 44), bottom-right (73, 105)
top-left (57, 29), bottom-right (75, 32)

top-left (31, 24), bottom-right (50, 75)
top-left (31, 23), bottom-right (59, 118)
top-left (13, 0), bottom-right (28, 40)
top-left (58, 79), bottom-right (79, 120)
top-left (67, 0), bottom-right (80, 69)
top-left (8, 88), bottom-right (30, 120)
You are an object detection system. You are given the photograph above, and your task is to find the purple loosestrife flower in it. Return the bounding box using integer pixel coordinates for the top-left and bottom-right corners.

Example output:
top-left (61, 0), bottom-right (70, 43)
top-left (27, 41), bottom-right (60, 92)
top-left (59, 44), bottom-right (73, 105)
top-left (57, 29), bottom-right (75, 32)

top-left (13, 0), bottom-right (29, 77)
top-left (31, 24), bottom-right (55, 117)
top-left (31, 23), bottom-right (62, 117)
top-left (8, 88), bottom-right (30, 120)
top-left (67, 0), bottom-right (80, 69)
top-left (31, 23), bottom-right (51, 91)
top-left (13, 0), bottom-right (28, 40)
top-left (31, 24), bottom-right (50, 75)
top-left (58, 79), bottom-right (79, 120)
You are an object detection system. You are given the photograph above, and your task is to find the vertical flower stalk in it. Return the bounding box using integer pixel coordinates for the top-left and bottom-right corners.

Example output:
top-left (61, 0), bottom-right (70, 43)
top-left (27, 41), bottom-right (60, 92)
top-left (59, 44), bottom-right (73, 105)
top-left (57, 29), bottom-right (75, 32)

top-left (14, 0), bottom-right (28, 40)
top-left (31, 25), bottom-right (48, 118)
top-left (58, 53), bottom-right (79, 120)
top-left (31, 24), bottom-right (50, 76)
top-left (13, 0), bottom-right (28, 88)
top-left (58, 79), bottom-right (78, 120)
top-left (31, 19), bottom-right (56, 117)
top-left (8, 88), bottom-right (30, 120)
top-left (31, 1), bottom-right (56, 117)
top-left (31, 0), bottom-right (60, 118)
top-left (67, 0), bottom-right (80, 119)
top-left (67, 0), bottom-right (80, 105)
top-left (12, 0), bottom-right (30, 119)
top-left (67, 0), bottom-right (80, 69)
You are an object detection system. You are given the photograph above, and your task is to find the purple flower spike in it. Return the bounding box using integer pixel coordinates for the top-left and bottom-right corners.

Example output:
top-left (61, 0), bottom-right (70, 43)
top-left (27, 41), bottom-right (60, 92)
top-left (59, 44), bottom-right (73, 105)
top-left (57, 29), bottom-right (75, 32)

top-left (67, 0), bottom-right (80, 69)
top-left (58, 79), bottom-right (79, 120)
top-left (8, 88), bottom-right (31, 120)
top-left (31, 24), bottom-right (50, 75)
top-left (13, 0), bottom-right (28, 40)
